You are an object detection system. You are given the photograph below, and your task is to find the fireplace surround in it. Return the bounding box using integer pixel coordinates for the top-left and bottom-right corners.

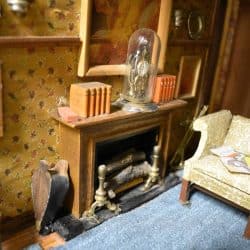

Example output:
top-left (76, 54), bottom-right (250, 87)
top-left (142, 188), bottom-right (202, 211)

top-left (52, 100), bottom-right (186, 218)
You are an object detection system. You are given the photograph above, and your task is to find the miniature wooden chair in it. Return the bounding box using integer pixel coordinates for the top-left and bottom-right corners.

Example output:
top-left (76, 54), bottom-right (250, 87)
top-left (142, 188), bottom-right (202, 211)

top-left (179, 110), bottom-right (250, 239)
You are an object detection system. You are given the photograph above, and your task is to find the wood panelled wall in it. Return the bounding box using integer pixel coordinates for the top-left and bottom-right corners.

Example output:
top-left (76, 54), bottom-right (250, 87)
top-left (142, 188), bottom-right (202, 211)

top-left (210, 0), bottom-right (250, 117)
top-left (165, 0), bottom-right (226, 162)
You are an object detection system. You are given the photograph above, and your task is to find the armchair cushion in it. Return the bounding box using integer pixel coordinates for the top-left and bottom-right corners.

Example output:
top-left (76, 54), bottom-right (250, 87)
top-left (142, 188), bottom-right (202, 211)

top-left (224, 115), bottom-right (250, 155)
top-left (189, 155), bottom-right (250, 195)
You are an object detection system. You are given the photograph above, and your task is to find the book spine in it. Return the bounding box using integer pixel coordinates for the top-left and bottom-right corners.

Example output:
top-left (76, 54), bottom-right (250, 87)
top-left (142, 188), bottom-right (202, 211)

top-left (170, 76), bottom-right (176, 101)
top-left (95, 87), bottom-right (101, 116)
top-left (160, 78), bottom-right (165, 103)
top-left (105, 86), bottom-right (112, 114)
top-left (162, 76), bottom-right (168, 103)
top-left (83, 90), bottom-right (89, 117)
top-left (89, 88), bottom-right (96, 117)
top-left (152, 77), bottom-right (162, 104)
top-left (100, 87), bottom-right (106, 114)
top-left (168, 76), bottom-right (172, 102)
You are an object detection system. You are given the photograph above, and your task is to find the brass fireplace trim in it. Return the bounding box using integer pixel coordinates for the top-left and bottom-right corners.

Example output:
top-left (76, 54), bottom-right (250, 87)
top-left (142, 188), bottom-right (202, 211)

top-left (144, 145), bottom-right (161, 191)
top-left (84, 165), bottom-right (120, 219)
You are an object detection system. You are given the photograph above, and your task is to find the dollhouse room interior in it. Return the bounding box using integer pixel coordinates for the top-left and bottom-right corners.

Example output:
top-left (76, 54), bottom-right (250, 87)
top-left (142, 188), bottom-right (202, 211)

top-left (0, 0), bottom-right (250, 249)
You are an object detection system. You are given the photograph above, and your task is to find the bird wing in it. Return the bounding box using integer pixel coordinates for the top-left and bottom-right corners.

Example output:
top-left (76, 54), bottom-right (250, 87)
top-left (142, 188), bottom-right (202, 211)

top-left (31, 160), bottom-right (51, 230)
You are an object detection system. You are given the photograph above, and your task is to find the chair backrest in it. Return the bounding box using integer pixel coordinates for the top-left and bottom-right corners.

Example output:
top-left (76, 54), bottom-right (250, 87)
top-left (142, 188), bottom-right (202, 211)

top-left (190, 110), bottom-right (232, 159)
top-left (224, 115), bottom-right (250, 155)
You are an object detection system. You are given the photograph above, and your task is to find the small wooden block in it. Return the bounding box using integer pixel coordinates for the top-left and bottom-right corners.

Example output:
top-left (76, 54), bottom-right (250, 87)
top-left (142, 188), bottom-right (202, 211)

top-left (1, 226), bottom-right (65, 250)
top-left (39, 232), bottom-right (65, 250)
top-left (58, 107), bottom-right (80, 123)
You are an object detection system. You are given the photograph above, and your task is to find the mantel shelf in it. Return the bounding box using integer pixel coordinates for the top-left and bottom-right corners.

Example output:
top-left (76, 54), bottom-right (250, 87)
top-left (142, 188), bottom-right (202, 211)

top-left (0, 36), bottom-right (81, 47)
top-left (51, 99), bottom-right (187, 129)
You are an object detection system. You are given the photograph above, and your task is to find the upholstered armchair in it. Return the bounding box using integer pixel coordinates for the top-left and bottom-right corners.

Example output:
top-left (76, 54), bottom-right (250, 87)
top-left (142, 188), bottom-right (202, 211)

top-left (179, 110), bottom-right (250, 239)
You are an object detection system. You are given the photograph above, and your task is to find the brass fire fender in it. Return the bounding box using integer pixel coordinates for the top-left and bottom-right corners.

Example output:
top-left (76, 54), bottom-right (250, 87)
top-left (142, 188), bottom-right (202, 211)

top-left (85, 145), bottom-right (161, 218)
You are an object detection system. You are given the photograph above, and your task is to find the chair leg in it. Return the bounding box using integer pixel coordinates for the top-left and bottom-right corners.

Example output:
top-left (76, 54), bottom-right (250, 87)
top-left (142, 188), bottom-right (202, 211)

top-left (243, 216), bottom-right (250, 239)
top-left (179, 179), bottom-right (191, 205)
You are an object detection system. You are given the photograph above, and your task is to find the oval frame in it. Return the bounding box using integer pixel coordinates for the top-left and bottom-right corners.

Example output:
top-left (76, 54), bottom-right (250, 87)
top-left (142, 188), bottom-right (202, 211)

top-left (187, 11), bottom-right (205, 40)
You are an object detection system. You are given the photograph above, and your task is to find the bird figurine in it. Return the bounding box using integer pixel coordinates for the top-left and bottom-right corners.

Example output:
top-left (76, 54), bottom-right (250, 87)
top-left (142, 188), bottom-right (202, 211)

top-left (31, 159), bottom-right (69, 235)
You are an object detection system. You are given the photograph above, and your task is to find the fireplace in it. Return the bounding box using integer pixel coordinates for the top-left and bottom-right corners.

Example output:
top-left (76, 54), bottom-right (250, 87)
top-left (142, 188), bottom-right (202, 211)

top-left (52, 100), bottom-right (186, 218)
top-left (95, 127), bottom-right (159, 177)
top-left (94, 127), bottom-right (159, 192)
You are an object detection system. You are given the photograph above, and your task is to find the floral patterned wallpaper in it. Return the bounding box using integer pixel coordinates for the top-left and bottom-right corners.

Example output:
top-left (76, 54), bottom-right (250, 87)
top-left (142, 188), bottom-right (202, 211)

top-left (0, 0), bottom-right (81, 36)
top-left (0, 0), bottom-right (81, 218)
top-left (0, 0), bottom-right (124, 217)
top-left (0, 46), bottom-right (78, 216)
top-left (0, 45), bottom-right (123, 217)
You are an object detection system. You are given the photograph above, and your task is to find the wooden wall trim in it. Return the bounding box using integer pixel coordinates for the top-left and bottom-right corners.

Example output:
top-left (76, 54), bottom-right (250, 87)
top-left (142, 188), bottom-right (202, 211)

top-left (1, 211), bottom-right (35, 241)
top-left (208, 0), bottom-right (240, 112)
top-left (0, 61), bottom-right (2, 137)
top-left (77, 0), bottom-right (172, 77)
top-left (168, 39), bottom-right (212, 47)
top-left (0, 36), bottom-right (81, 47)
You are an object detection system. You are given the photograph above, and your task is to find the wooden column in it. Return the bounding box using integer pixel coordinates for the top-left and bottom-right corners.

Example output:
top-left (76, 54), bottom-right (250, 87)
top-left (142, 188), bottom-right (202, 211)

top-left (0, 61), bottom-right (3, 136)
top-left (244, 216), bottom-right (250, 239)
top-left (59, 125), bottom-right (82, 218)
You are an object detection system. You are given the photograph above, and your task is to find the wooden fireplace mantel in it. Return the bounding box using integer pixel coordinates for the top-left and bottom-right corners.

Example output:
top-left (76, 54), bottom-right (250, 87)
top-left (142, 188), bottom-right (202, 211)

top-left (52, 99), bottom-right (186, 129)
top-left (52, 99), bottom-right (186, 218)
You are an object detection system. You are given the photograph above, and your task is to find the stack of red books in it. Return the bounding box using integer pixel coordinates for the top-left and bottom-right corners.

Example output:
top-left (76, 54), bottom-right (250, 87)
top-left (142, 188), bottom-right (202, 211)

top-left (152, 75), bottom-right (176, 104)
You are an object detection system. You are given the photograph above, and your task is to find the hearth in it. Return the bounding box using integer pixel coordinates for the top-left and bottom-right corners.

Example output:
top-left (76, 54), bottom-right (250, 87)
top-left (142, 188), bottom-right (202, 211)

top-left (52, 100), bottom-right (186, 218)
top-left (95, 128), bottom-right (159, 185)
top-left (96, 128), bottom-right (158, 167)
top-left (86, 139), bottom-right (161, 218)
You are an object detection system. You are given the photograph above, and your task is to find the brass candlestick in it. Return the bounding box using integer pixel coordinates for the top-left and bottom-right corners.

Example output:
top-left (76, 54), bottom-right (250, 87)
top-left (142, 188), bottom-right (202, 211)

top-left (84, 164), bottom-right (120, 218)
top-left (144, 145), bottom-right (161, 190)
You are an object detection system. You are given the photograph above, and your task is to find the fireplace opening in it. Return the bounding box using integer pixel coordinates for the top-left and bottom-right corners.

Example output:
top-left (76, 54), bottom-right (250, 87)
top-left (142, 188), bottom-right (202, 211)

top-left (94, 127), bottom-right (160, 193)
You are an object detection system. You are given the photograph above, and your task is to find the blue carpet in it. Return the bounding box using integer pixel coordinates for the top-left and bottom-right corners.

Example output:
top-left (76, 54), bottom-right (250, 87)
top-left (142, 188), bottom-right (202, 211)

top-left (27, 184), bottom-right (250, 250)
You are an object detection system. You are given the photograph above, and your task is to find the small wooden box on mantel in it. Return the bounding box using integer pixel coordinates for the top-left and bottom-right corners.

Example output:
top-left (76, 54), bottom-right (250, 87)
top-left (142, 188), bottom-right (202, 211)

top-left (70, 82), bottom-right (112, 118)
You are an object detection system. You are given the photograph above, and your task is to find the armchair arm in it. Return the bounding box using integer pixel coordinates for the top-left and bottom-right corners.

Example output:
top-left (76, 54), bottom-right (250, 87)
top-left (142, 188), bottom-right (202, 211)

top-left (186, 110), bottom-right (232, 163)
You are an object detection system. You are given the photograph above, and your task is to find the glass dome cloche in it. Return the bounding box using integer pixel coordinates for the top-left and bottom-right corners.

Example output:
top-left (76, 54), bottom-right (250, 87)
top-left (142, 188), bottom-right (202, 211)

top-left (122, 28), bottom-right (161, 107)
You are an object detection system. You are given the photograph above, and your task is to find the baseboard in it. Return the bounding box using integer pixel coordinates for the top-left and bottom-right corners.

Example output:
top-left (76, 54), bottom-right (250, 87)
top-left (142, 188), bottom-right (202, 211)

top-left (1, 211), bottom-right (35, 241)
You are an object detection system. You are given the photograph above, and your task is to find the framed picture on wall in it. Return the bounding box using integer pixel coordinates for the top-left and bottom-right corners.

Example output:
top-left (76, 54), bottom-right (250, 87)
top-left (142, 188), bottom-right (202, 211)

top-left (175, 55), bottom-right (202, 99)
top-left (78, 0), bottom-right (172, 77)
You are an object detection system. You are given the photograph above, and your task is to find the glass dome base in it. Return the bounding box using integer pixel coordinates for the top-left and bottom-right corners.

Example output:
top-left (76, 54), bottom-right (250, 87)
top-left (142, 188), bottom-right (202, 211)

top-left (112, 96), bottom-right (158, 113)
top-left (122, 102), bottom-right (158, 112)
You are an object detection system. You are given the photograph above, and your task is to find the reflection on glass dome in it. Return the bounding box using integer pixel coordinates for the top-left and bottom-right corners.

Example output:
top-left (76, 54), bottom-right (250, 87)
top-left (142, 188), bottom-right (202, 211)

top-left (123, 28), bottom-right (161, 104)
